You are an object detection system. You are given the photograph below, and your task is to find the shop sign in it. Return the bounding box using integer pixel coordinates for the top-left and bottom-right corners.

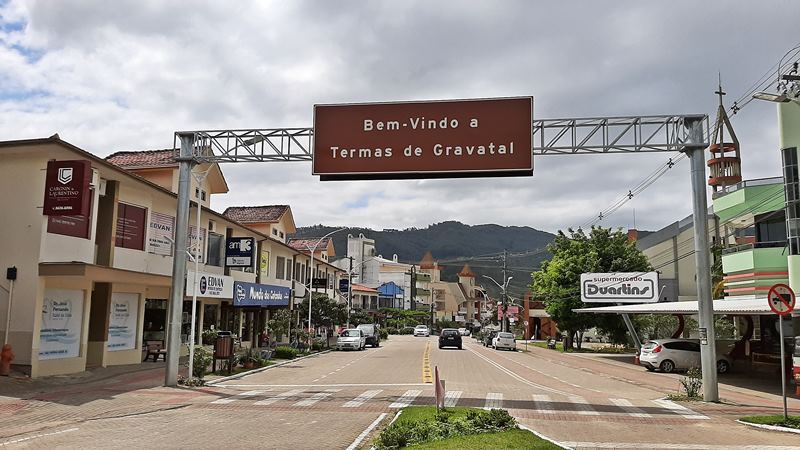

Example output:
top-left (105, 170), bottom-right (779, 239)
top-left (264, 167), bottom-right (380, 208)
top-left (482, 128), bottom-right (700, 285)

top-left (186, 271), bottom-right (233, 299)
top-left (39, 289), bottom-right (84, 360)
top-left (43, 160), bottom-right (92, 216)
top-left (259, 250), bottom-right (270, 279)
top-left (581, 272), bottom-right (659, 303)
top-left (312, 277), bottom-right (328, 289)
top-left (313, 97), bottom-right (533, 180)
top-left (339, 279), bottom-right (349, 292)
top-left (226, 237), bottom-right (255, 267)
top-left (233, 281), bottom-right (291, 307)
top-left (187, 225), bottom-right (206, 263)
top-left (115, 203), bottom-right (147, 250)
top-left (498, 305), bottom-right (520, 319)
top-left (108, 292), bottom-right (138, 351)
top-left (148, 212), bottom-right (175, 256)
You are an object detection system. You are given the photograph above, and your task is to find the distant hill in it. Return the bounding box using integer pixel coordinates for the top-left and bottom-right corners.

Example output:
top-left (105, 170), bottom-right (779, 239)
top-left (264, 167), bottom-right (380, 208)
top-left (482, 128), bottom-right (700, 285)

top-left (292, 221), bottom-right (556, 300)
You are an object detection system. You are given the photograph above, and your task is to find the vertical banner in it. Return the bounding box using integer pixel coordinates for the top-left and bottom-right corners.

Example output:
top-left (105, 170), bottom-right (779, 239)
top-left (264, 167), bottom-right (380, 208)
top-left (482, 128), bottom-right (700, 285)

top-left (108, 293), bottom-right (139, 351)
top-left (188, 225), bottom-right (206, 263)
top-left (148, 212), bottom-right (175, 256)
top-left (39, 289), bottom-right (84, 360)
top-left (260, 250), bottom-right (270, 279)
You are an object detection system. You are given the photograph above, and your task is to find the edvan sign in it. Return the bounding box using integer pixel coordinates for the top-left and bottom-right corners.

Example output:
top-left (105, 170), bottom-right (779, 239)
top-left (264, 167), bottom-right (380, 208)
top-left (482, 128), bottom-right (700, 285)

top-left (313, 97), bottom-right (533, 180)
top-left (186, 271), bottom-right (233, 299)
top-left (43, 160), bottom-right (91, 216)
top-left (581, 272), bottom-right (659, 303)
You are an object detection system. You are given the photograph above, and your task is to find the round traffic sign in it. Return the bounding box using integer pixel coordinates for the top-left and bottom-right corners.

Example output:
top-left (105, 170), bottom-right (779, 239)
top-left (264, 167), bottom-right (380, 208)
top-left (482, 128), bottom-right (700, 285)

top-left (767, 283), bottom-right (796, 316)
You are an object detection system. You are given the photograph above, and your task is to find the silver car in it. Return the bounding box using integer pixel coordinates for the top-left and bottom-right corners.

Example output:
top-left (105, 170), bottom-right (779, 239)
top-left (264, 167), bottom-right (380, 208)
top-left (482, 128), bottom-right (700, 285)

top-left (414, 325), bottom-right (430, 337)
top-left (336, 329), bottom-right (366, 351)
top-left (639, 338), bottom-right (732, 373)
top-left (492, 332), bottom-right (516, 351)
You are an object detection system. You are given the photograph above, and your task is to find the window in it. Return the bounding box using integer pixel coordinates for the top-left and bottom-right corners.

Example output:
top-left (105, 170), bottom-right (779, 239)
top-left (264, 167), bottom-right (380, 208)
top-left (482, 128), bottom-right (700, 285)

top-left (272, 229), bottom-right (278, 236)
top-left (206, 233), bottom-right (224, 266)
top-left (286, 259), bottom-right (293, 280)
top-left (279, 231), bottom-right (284, 239)
top-left (295, 262), bottom-right (301, 281)
top-left (201, 190), bottom-right (207, 201)
top-left (115, 203), bottom-right (147, 250)
top-left (276, 256), bottom-right (286, 279)
top-left (783, 147), bottom-right (800, 254)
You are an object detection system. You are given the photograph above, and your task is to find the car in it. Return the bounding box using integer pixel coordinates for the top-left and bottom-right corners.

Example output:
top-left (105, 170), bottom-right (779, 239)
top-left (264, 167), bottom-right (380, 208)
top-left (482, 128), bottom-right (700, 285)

top-left (492, 332), bottom-right (517, 351)
top-left (439, 328), bottom-right (463, 349)
top-left (639, 338), bottom-right (732, 374)
top-left (414, 324), bottom-right (430, 337)
top-left (336, 329), bottom-right (366, 351)
top-left (458, 327), bottom-right (470, 336)
top-left (483, 330), bottom-right (498, 347)
top-left (356, 323), bottom-right (380, 347)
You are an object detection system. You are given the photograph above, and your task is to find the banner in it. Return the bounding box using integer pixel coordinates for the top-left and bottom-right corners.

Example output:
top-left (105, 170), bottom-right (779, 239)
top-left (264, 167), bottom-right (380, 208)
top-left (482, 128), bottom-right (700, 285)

top-left (43, 160), bottom-right (92, 216)
top-left (580, 272), bottom-right (659, 303)
top-left (108, 292), bottom-right (139, 351)
top-left (233, 281), bottom-right (291, 307)
top-left (148, 212), bottom-right (175, 256)
top-left (260, 250), bottom-right (270, 279)
top-left (188, 225), bottom-right (206, 263)
top-left (39, 289), bottom-right (84, 360)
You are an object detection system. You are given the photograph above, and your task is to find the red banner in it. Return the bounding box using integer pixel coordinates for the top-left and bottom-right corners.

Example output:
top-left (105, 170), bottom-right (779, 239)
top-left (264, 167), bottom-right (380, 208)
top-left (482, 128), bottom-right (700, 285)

top-left (43, 160), bottom-right (91, 216)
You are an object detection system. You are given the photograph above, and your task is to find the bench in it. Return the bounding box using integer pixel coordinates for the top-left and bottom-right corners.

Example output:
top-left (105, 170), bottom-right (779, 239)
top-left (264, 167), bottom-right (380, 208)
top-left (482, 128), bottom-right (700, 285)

top-left (144, 340), bottom-right (167, 362)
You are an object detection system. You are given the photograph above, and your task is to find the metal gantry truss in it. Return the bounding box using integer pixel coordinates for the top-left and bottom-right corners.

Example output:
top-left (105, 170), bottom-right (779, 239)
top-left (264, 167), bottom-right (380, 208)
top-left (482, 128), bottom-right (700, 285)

top-left (174, 114), bottom-right (709, 162)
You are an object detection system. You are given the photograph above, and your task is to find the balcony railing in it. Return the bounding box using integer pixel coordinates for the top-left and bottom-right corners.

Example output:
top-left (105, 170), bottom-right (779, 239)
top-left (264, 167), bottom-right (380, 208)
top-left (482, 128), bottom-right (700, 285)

top-left (712, 176), bottom-right (783, 199)
top-left (721, 240), bottom-right (787, 255)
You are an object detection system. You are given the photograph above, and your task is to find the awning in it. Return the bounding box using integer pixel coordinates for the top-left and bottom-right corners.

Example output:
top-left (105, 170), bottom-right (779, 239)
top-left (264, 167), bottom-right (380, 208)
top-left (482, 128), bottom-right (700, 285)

top-left (574, 297), bottom-right (775, 316)
top-left (528, 309), bottom-right (551, 318)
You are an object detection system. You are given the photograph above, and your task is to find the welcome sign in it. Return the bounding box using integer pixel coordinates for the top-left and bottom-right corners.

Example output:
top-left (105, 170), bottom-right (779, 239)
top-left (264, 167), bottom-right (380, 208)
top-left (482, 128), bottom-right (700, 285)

top-left (580, 272), bottom-right (659, 303)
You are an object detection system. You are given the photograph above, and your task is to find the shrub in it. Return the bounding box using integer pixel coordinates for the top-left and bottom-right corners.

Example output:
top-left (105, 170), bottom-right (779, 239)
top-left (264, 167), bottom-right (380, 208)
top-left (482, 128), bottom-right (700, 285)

top-left (311, 339), bottom-right (326, 351)
top-left (385, 327), bottom-right (398, 335)
top-left (192, 346), bottom-right (213, 379)
top-left (201, 329), bottom-right (219, 345)
top-left (374, 408), bottom-right (517, 449)
top-left (399, 327), bottom-right (414, 335)
top-left (273, 346), bottom-right (298, 360)
top-left (379, 328), bottom-right (389, 340)
top-left (680, 367), bottom-right (703, 399)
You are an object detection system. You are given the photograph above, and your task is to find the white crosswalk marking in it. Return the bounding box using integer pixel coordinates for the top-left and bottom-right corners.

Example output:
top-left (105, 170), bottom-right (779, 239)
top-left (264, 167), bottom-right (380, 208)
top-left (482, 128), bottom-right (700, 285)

top-left (483, 392), bottom-right (503, 410)
top-left (610, 398), bottom-right (652, 418)
top-left (389, 390), bottom-right (422, 408)
top-left (444, 390), bottom-right (462, 407)
top-left (652, 399), bottom-right (709, 420)
top-left (254, 389), bottom-right (304, 406)
top-left (294, 389), bottom-right (341, 407)
top-left (568, 396), bottom-right (599, 415)
top-left (532, 394), bottom-right (554, 414)
top-left (343, 389), bottom-right (383, 408)
top-left (210, 390), bottom-right (267, 404)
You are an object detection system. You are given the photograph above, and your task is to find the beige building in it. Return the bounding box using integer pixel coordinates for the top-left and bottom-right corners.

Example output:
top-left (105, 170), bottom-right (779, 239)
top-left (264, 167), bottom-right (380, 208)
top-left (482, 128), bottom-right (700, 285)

top-left (417, 252), bottom-right (482, 325)
top-left (0, 136), bottom-right (344, 378)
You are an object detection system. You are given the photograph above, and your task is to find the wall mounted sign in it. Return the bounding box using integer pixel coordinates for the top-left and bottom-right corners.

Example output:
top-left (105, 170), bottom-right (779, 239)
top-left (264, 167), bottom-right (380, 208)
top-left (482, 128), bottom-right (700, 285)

top-left (233, 281), bottom-right (291, 307)
top-left (39, 289), bottom-right (84, 360)
top-left (186, 271), bottom-right (233, 299)
top-left (115, 203), bottom-right (147, 250)
top-left (581, 272), bottom-right (659, 303)
top-left (313, 97), bottom-right (533, 180)
top-left (225, 237), bottom-right (255, 267)
top-left (148, 212), bottom-right (175, 256)
top-left (43, 160), bottom-right (92, 216)
top-left (108, 292), bottom-right (139, 351)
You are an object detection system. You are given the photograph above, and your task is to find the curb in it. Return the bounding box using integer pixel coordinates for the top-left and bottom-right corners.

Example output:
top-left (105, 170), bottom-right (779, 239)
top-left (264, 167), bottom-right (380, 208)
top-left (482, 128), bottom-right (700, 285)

top-left (205, 349), bottom-right (332, 385)
top-left (736, 419), bottom-right (800, 435)
top-left (518, 423), bottom-right (572, 449)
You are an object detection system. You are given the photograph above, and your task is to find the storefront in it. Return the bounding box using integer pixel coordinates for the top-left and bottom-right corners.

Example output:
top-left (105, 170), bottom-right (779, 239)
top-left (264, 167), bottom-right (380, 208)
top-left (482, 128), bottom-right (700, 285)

top-left (233, 280), bottom-right (292, 347)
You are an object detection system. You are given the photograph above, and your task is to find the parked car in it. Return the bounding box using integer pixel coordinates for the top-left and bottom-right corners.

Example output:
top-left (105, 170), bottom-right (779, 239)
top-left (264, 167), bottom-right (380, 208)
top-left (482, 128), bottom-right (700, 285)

top-left (439, 328), bottom-right (463, 349)
top-left (492, 332), bottom-right (517, 351)
top-left (336, 329), bottom-right (366, 351)
top-left (639, 338), bottom-right (732, 373)
top-left (356, 323), bottom-right (380, 348)
top-left (458, 327), bottom-right (470, 336)
top-left (483, 330), bottom-right (499, 347)
top-left (414, 324), bottom-right (430, 337)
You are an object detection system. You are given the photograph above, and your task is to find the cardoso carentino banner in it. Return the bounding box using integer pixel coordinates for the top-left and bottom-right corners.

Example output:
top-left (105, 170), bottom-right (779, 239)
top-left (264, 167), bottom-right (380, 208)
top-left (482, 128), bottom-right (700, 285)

top-left (580, 272), bottom-right (659, 303)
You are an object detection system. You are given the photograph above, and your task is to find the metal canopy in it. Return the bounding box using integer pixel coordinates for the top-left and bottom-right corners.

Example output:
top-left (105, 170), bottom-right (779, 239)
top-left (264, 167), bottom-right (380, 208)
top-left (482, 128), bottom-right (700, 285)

top-left (574, 298), bottom-right (774, 316)
top-left (174, 114), bottom-right (709, 162)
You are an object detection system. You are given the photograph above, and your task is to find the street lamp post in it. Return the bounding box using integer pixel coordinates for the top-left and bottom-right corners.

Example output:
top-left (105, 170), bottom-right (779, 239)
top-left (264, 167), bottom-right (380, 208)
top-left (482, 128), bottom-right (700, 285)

top-left (304, 228), bottom-right (346, 348)
top-left (483, 275), bottom-right (513, 332)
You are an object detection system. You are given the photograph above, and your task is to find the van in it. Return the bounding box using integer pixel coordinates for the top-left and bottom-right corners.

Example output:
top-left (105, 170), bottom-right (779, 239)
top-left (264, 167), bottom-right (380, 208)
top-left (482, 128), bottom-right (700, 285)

top-left (356, 323), bottom-right (380, 348)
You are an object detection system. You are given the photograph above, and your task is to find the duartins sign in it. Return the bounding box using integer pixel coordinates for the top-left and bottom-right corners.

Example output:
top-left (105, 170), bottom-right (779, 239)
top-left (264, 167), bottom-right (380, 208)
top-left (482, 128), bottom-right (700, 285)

top-left (43, 160), bottom-right (91, 216)
top-left (580, 272), bottom-right (659, 303)
top-left (313, 97), bottom-right (533, 180)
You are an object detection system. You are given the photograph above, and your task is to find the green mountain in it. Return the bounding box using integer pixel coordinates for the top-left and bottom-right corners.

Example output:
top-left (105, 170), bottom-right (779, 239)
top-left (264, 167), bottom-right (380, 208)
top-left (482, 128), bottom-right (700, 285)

top-left (292, 221), bottom-right (556, 300)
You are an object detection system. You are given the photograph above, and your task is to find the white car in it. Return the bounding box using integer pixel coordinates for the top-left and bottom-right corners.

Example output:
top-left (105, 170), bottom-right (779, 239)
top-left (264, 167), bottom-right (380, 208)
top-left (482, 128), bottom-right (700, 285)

top-left (492, 332), bottom-right (516, 351)
top-left (414, 325), bottom-right (430, 337)
top-left (458, 327), bottom-right (470, 336)
top-left (336, 329), bottom-right (366, 351)
top-left (639, 339), bottom-right (732, 373)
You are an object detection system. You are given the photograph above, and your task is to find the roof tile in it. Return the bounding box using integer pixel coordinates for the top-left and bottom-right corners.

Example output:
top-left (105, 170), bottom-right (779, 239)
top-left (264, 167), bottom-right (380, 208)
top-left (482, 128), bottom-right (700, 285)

top-left (105, 149), bottom-right (178, 168)
top-left (223, 205), bottom-right (289, 223)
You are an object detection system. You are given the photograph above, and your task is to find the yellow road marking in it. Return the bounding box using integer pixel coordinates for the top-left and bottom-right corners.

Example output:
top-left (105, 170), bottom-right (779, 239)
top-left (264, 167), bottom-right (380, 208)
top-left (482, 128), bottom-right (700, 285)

top-left (422, 341), bottom-right (433, 383)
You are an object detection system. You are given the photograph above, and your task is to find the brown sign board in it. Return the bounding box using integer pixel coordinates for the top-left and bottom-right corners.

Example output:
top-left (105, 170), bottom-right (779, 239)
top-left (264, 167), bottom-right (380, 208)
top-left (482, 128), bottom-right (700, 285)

top-left (43, 160), bottom-right (92, 216)
top-left (313, 97), bottom-right (533, 180)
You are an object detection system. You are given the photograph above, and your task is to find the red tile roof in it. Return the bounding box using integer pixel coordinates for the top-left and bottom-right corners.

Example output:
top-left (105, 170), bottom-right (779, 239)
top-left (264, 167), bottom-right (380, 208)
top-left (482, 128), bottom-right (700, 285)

top-left (223, 205), bottom-right (289, 223)
top-left (419, 251), bottom-right (436, 269)
top-left (287, 237), bottom-right (332, 252)
top-left (105, 149), bottom-right (178, 168)
top-left (351, 283), bottom-right (378, 293)
top-left (459, 264), bottom-right (476, 277)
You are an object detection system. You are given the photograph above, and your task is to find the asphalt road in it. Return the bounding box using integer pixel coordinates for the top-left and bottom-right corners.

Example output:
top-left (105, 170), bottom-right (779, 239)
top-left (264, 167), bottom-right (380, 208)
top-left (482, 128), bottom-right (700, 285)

top-left (3, 335), bottom-right (800, 449)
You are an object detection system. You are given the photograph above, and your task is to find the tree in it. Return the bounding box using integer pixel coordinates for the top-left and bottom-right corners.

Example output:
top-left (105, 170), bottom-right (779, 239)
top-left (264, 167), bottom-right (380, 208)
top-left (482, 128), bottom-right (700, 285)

top-left (531, 227), bottom-right (651, 350)
top-left (296, 293), bottom-right (347, 330)
top-left (349, 309), bottom-right (372, 326)
top-left (267, 308), bottom-right (294, 343)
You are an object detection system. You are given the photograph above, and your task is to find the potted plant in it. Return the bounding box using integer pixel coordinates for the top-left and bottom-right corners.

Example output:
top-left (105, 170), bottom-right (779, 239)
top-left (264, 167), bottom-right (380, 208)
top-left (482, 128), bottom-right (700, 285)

top-left (237, 347), bottom-right (262, 369)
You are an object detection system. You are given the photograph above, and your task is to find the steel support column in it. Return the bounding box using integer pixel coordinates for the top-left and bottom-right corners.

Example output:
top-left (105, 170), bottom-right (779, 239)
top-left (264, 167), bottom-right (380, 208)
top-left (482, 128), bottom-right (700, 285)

top-left (685, 118), bottom-right (719, 402)
top-left (165, 133), bottom-right (195, 386)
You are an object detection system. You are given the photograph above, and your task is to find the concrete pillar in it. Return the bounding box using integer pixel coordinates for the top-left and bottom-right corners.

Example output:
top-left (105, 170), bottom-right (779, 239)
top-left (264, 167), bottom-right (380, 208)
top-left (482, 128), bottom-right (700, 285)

top-left (197, 299), bottom-right (205, 345)
top-left (87, 282), bottom-right (111, 367)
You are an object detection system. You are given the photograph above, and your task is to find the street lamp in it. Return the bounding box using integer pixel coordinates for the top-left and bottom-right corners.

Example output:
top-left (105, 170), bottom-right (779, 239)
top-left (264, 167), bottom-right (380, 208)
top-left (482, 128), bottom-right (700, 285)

top-left (482, 275), bottom-right (513, 332)
top-left (304, 228), bottom-right (346, 348)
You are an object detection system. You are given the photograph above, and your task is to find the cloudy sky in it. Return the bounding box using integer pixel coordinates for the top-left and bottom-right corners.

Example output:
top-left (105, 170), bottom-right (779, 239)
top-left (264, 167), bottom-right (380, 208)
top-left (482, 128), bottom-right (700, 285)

top-left (1, 1), bottom-right (798, 233)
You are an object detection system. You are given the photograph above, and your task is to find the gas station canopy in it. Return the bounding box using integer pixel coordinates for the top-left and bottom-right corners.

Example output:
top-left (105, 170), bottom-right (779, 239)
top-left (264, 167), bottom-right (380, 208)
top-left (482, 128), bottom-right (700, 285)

top-left (574, 297), bottom-right (776, 316)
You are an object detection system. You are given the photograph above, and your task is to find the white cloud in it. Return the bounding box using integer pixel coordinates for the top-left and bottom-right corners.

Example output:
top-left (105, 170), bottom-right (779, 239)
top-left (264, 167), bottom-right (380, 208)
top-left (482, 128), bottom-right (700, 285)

top-left (1, 0), bottom-right (798, 234)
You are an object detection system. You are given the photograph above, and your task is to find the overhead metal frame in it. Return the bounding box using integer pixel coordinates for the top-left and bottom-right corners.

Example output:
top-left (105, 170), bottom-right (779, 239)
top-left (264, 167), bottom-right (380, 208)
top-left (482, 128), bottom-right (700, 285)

top-left (174, 114), bottom-right (709, 161)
